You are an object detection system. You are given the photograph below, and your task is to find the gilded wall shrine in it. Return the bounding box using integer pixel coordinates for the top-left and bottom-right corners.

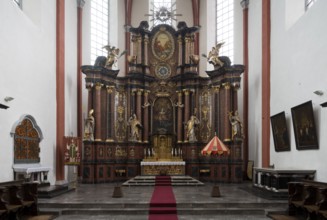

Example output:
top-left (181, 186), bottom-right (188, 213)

top-left (81, 21), bottom-right (244, 183)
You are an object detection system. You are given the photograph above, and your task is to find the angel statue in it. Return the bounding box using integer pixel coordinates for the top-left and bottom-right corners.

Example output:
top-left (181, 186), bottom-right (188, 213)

top-left (103, 45), bottom-right (127, 68)
top-left (202, 42), bottom-right (225, 67)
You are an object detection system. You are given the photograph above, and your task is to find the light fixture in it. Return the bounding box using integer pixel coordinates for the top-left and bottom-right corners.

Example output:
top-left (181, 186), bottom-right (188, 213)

top-left (313, 90), bottom-right (324, 96)
top-left (4, 96), bottom-right (14, 102)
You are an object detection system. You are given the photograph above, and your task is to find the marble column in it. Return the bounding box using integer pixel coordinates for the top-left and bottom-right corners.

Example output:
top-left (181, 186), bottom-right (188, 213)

top-left (176, 91), bottom-right (184, 143)
top-left (184, 35), bottom-right (190, 65)
top-left (177, 35), bottom-right (183, 66)
top-left (106, 86), bottom-right (115, 142)
top-left (144, 35), bottom-right (149, 66)
top-left (183, 89), bottom-right (190, 142)
top-left (223, 83), bottom-right (231, 142)
top-left (136, 89), bottom-right (143, 123)
top-left (95, 82), bottom-right (103, 141)
top-left (137, 35), bottom-right (142, 64)
top-left (143, 90), bottom-right (150, 143)
top-left (86, 83), bottom-right (93, 113)
top-left (213, 86), bottom-right (220, 136)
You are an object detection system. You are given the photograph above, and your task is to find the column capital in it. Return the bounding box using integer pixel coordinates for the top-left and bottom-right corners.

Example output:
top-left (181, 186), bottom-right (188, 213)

top-left (222, 82), bottom-right (231, 90)
top-left (240, 0), bottom-right (249, 9)
top-left (212, 86), bottom-right (220, 93)
top-left (137, 89), bottom-right (143, 95)
top-left (183, 89), bottom-right (190, 95)
top-left (106, 85), bottom-right (115, 93)
top-left (95, 82), bottom-right (103, 90)
top-left (86, 83), bottom-right (93, 90)
top-left (77, 0), bottom-right (85, 8)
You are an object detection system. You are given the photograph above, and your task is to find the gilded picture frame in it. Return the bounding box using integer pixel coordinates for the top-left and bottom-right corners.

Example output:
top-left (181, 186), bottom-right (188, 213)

top-left (151, 29), bottom-right (175, 61)
top-left (291, 101), bottom-right (319, 150)
top-left (270, 111), bottom-right (290, 152)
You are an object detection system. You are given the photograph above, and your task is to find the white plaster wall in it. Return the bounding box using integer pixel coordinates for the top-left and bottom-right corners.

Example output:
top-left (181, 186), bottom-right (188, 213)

top-left (0, 0), bottom-right (56, 183)
top-left (247, 0), bottom-right (262, 167)
top-left (234, 0), bottom-right (244, 124)
top-left (116, 0), bottom-right (126, 76)
top-left (270, 0), bottom-right (327, 181)
top-left (199, 0), bottom-right (216, 76)
top-left (65, 0), bottom-right (78, 137)
top-left (176, 0), bottom-right (193, 27)
top-left (82, 1), bottom-right (91, 120)
top-left (131, 0), bottom-right (148, 28)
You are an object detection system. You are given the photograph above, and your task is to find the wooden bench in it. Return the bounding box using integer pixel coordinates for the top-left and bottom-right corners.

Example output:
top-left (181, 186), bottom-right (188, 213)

top-left (288, 180), bottom-right (327, 219)
top-left (0, 180), bottom-right (38, 219)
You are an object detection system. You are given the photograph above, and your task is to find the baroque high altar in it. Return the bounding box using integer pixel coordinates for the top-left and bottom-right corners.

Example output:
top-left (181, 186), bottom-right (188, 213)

top-left (81, 21), bottom-right (244, 183)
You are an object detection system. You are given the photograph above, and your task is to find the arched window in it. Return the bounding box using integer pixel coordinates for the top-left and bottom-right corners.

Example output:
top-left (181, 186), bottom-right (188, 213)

top-left (90, 0), bottom-right (109, 64)
top-left (11, 115), bottom-right (43, 164)
top-left (216, 0), bottom-right (234, 63)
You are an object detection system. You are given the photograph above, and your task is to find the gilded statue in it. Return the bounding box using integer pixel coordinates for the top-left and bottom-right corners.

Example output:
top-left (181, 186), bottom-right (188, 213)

top-left (202, 42), bottom-right (225, 67)
top-left (228, 110), bottom-right (244, 140)
top-left (84, 109), bottom-right (95, 141)
top-left (103, 45), bottom-right (126, 68)
top-left (128, 114), bottom-right (143, 142)
top-left (185, 113), bottom-right (200, 142)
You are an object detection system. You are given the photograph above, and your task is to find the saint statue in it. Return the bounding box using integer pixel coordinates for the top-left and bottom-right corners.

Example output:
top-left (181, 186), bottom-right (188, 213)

top-left (185, 114), bottom-right (200, 142)
top-left (228, 110), bottom-right (243, 140)
top-left (128, 114), bottom-right (143, 142)
top-left (84, 109), bottom-right (95, 141)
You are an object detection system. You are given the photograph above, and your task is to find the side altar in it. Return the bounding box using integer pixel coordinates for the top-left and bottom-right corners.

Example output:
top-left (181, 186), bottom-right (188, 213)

top-left (80, 21), bottom-right (244, 183)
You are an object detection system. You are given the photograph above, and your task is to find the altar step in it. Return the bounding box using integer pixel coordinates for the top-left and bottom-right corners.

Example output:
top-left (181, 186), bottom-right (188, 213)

top-left (122, 175), bottom-right (204, 186)
top-left (38, 184), bottom-right (75, 198)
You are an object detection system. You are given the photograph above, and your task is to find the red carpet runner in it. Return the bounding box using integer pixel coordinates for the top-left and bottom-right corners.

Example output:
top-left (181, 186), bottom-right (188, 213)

top-left (148, 176), bottom-right (178, 220)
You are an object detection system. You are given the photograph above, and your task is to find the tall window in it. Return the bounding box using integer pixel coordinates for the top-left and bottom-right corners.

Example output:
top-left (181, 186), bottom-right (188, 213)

top-left (90, 0), bottom-right (109, 64)
top-left (149, 0), bottom-right (175, 27)
top-left (216, 0), bottom-right (234, 63)
top-left (305, 0), bottom-right (316, 11)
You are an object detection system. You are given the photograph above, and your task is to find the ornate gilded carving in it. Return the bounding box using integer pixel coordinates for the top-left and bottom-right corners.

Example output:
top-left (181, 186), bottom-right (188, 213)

top-left (204, 42), bottom-right (225, 67)
top-left (103, 45), bottom-right (126, 68)
top-left (95, 82), bottom-right (103, 90)
top-left (115, 92), bottom-right (127, 142)
top-left (115, 145), bottom-right (127, 157)
top-left (200, 91), bottom-right (211, 142)
top-left (142, 165), bottom-right (185, 175)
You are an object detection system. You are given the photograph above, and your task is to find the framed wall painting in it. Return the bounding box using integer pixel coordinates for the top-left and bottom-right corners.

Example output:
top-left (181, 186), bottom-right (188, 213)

top-left (291, 101), bottom-right (319, 150)
top-left (270, 112), bottom-right (290, 152)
